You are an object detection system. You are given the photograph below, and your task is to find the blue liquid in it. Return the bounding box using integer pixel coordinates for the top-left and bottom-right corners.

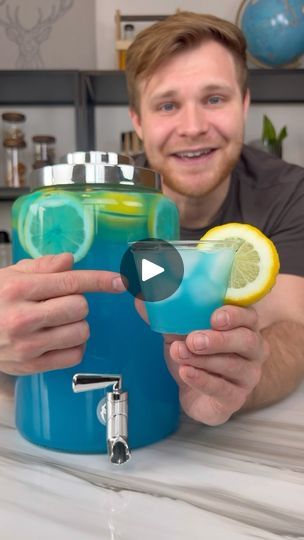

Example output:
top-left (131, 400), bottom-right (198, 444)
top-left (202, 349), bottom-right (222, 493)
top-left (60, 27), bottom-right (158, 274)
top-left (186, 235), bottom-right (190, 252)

top-left (13, 188), bottom-right (180, 452)
top-left (145, 248), bottom-right (234, 334)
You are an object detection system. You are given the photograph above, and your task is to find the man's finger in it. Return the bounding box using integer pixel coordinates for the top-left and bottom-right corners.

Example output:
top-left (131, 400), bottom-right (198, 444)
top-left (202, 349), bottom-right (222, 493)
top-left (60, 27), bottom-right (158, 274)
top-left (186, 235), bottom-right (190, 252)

top-left (211, 305), bottom-right (258, 331)
top-left (16, 253), bottom-right (74, 274)
top-left (1, 345), bottom-right (85, 375)
top-left (8, 295), bottom-right (89, 334)
top-left (30, 320), bottom-right (90, 357)
top-left (170, 342), bottom-right (259, 388)
top-left (185, 327), bottom-right (262, 361)
top-left (24, 269), bottom-right (126, 301)
top-left (179, 365), bottom-right (247, 407)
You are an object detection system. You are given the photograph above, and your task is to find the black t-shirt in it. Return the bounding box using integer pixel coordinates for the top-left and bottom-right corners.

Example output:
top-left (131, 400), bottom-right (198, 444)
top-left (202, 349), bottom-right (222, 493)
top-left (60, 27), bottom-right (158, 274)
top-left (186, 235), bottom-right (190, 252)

top-left (135, 145), bottom-right (304, 277)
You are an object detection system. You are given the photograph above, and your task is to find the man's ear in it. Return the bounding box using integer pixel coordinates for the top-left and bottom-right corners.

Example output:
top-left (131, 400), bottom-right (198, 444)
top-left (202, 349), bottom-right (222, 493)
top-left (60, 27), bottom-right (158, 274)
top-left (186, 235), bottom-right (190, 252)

top-left (243, 88), bottom-right (250, 120)
top-left (129, 107), bottom-right (143, 140)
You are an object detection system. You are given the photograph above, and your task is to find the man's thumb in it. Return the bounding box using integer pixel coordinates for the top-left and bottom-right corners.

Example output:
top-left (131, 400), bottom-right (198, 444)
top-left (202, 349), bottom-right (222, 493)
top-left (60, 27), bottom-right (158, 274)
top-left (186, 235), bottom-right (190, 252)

top-left (15, 253), bottom-right (74, 273)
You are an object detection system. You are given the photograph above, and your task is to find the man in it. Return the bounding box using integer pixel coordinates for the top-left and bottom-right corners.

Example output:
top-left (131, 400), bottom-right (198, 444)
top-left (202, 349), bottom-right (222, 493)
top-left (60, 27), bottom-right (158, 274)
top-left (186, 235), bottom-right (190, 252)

top-left (125, 11), bottom-right (304, 424)
top-left (1, 12), bottom-right (303, 427)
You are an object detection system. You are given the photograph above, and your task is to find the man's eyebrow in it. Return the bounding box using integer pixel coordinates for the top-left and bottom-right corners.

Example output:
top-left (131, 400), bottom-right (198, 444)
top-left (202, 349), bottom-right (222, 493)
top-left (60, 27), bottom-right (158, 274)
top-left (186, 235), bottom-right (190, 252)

top-left (150, 90), bottom-right (178, 102)
top-left (150, 84), bottom-right (234, 102)
top-left (203, 84), bottom-right (234, 94)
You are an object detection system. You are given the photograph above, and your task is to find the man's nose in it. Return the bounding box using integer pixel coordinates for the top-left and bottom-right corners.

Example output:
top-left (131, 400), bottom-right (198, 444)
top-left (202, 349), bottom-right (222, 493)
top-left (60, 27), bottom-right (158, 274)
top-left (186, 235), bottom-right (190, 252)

top-left (177, 104), bottom-right (209, 138)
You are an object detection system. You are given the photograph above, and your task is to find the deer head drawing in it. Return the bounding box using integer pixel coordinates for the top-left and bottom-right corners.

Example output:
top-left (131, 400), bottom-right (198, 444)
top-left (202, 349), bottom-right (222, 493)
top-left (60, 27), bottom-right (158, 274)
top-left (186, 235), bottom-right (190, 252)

top-left (0, 0), bottom-right (74, 68)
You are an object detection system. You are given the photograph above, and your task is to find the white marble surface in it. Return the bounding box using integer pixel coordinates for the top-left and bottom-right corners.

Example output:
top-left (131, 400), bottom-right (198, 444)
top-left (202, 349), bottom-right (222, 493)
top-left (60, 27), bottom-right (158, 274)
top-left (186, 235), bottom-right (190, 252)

top-left (0, 374), bottom-right (304, 540)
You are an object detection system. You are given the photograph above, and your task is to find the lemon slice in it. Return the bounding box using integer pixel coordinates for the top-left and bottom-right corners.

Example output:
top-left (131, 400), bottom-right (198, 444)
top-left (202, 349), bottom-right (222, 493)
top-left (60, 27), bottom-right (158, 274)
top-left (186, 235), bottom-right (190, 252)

top-left (20, 191), bottom-right (94, 263)
top-left (94, 190), bottom-right (147, 241)
top-left (147, 195), bottom-right (179, 239)
top-left (200, 223), bottom-right (280, 306)
top-left (15, 190), bottom-right (43, 250)
top-left (97, 191), bottom-right (146, 216)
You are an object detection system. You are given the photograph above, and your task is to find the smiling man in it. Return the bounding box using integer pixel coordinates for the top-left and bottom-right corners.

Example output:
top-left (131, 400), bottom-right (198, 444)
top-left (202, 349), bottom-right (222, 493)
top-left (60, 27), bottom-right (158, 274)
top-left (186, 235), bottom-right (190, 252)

top-left (130, 38), bottom-right (249, 230)
top-left (126, 11), bottom-right (304, 424)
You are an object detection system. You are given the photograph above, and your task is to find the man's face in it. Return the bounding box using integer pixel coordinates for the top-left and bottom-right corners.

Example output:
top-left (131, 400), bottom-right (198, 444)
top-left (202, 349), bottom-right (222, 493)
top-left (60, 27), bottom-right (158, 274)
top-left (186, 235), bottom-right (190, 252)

top-left (130, 40), bottom-right (250, 198)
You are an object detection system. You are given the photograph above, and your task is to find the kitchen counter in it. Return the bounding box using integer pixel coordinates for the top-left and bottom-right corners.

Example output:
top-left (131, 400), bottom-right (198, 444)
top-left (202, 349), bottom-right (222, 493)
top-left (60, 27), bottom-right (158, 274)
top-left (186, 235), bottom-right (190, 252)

top-left (0, 374), bottom-right (303, 540)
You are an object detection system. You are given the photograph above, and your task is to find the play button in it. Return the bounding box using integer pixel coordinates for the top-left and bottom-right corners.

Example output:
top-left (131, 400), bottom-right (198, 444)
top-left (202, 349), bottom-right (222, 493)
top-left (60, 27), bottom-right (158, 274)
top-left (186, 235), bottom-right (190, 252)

top-left (142, 259), bottom-right (164, 282)
top-left (120, 238), bottom-right (184, 302)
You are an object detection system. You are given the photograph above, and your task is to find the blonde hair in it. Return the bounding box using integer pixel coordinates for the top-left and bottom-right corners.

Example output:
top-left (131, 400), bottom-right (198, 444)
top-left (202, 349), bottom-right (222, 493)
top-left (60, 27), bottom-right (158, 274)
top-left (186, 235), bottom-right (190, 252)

top-left (125, 11), bottom-right (248, 113)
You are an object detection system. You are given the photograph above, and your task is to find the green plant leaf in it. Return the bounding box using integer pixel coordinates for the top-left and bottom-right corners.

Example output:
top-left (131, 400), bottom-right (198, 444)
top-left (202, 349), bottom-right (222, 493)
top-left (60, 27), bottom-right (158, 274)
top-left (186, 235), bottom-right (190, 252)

top-left (277, 126), bottom-right (288, 143)
top-left (262, 115), bottom-right (277, 142)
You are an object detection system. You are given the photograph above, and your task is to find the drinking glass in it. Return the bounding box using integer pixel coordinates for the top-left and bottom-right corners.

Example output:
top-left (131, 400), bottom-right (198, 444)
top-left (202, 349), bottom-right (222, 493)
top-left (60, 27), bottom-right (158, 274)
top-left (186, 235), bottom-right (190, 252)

top-left (131, 240), bottom-right (235, 334)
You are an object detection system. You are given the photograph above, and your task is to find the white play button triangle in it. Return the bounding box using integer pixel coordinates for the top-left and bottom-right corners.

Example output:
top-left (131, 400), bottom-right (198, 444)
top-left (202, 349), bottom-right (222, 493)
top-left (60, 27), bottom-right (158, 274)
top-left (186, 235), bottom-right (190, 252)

top-left (141, 258), bottom-right (165, 282)
top-left (121, 239), bottom-right (184, 301)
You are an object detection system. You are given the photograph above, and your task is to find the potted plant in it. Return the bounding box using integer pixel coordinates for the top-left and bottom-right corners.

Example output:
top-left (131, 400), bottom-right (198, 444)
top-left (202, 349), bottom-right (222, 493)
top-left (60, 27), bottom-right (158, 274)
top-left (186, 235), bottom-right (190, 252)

top-left (250, 115), bottom-right (287, 158)
top-left (261, 114), bottom-right (287, 158)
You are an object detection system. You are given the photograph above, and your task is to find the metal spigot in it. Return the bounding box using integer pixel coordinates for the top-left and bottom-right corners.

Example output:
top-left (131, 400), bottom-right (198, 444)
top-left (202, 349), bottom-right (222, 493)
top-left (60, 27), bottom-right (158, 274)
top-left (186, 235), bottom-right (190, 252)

top-left (72, 373), bottom-right (130, 465)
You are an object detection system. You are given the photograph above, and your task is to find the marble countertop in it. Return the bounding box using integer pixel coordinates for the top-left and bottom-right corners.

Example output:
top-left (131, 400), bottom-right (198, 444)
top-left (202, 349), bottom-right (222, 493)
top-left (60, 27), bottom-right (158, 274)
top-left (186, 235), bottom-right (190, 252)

top-left (0, 374), bottom-right (304, 540)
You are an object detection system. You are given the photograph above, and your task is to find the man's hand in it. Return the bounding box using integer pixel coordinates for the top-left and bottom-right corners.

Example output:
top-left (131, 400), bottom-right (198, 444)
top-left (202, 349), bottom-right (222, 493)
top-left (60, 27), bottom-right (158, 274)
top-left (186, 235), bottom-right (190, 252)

top-left (135, 298), bottom-right (269, 425)
top-left (166, 305), bottom-right (269, 425)
top-left (0, 253), bottom-right (125, 376)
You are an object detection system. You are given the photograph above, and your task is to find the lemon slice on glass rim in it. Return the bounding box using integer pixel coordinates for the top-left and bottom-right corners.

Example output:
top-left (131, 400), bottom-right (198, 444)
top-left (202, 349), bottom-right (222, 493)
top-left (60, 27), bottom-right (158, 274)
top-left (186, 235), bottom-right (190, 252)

top-left (200, 223), bottom-right (280, 306)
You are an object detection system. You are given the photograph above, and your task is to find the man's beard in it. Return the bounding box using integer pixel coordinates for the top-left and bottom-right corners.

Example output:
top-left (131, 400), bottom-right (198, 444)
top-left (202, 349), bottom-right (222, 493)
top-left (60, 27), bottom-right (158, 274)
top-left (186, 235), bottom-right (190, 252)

top-left (160, 140), bottom-right (243, 198)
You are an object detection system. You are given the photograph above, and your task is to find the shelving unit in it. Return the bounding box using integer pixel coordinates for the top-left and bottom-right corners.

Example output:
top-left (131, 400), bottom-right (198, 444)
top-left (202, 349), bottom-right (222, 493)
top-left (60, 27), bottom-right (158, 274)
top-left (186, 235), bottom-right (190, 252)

top-left (0, 70), bottom-right (79, 105)
top-left (247, 69), bottom-right (304, 102)
top-left (85, 69), bottom-right (304, 105)
top-left (114, 12), bottom-right (172, 69)
top-left (82, 68), bottom-right (304, 164)
top-left (0, 70), bottom-right (87, 149)
top-left (0, 68), bottom-right (304, 201)
top-left (0, 187), bottom-right (29, 201)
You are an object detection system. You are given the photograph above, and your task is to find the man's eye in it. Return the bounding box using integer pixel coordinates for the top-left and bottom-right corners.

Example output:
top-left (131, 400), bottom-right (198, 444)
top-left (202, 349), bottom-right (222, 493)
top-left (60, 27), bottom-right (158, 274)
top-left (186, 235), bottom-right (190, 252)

top-left (159, 103), bottom-right (175, 112)
top-left (208, 96), bottom-right (222, 105)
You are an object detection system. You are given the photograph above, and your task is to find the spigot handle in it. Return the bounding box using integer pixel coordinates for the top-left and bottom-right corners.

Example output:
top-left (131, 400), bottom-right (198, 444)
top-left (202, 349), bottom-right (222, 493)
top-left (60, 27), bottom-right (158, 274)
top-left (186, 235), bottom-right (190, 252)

top-left (72, 373), bottom-right (121, 393)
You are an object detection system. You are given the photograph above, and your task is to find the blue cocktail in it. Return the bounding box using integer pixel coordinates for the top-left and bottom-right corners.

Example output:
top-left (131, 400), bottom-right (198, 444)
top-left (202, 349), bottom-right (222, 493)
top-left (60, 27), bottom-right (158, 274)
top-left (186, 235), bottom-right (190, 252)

top-left (132, 240), bottom-right (235, 334)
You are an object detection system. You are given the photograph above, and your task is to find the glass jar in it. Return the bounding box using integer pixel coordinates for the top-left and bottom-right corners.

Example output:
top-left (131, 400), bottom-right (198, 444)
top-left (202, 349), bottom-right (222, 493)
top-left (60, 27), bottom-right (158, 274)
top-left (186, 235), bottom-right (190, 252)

top-left (119, 23), bottom-right (135, 70)
top-left (32, 135), bottom-right (56, 169)
top-left (2, 112), bottom-right (26, 146)
top-left (121, 130), bottom-right (143, 156)
top-left (2, 112), bottom-right (27, 186)
top-left (0, 230), bottom-right (11, 268)
top-left (12, 163), bottom-right (180, 453)
top-left (3, 138), bottom-right (27, 187)
top-left (124, 23), bottom-right (135, 41)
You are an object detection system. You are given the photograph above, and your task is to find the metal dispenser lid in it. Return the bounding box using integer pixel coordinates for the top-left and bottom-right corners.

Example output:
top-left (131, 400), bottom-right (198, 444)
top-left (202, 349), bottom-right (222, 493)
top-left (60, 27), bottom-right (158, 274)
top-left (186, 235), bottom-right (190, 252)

top-left (61, 151), bottom-right (133, 165)
top-left (29, 163), bottom-right (161, 190)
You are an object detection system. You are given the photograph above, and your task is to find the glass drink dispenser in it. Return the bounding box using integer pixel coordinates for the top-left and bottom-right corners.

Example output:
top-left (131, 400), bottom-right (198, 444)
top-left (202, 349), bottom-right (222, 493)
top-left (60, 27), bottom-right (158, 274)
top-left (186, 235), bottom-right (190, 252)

top-left (12, 163), bottom-right (180, 461)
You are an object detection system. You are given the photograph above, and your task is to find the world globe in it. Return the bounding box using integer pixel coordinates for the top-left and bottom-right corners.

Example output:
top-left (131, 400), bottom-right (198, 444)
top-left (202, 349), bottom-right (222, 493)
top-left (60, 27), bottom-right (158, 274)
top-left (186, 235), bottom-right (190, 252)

top-left (237, 0), bottom-right (304, 67)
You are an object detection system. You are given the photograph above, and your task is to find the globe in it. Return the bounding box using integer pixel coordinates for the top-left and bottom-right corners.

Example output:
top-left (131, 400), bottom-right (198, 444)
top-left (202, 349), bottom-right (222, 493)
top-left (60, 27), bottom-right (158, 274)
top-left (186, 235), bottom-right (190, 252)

top-left (237, 0), bottom-right (304, 67)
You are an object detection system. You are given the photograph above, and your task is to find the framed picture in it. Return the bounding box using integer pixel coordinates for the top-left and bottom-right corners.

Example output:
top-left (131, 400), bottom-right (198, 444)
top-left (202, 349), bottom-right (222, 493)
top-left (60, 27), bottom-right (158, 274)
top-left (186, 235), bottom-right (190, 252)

top-left (0, 0), bottom-right (96, 69)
